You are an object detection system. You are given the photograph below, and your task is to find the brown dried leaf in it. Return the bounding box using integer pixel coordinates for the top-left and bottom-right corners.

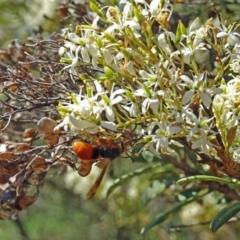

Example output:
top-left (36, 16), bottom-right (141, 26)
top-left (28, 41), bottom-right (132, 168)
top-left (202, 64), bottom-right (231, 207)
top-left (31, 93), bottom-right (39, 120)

top-left (16, 196), bottom-right (36, 210)
top-left (3, 81), bottom-right (19, 92)
top-left (15, 143), bottom-right (32, 152)
top-left (0, 152), bottom-right (16, 161)
top-left (6, 164), bottom-right (19, 176)
top-left (227, 126), bottom-right (237, 149)
top-left (37, 117), bottom-right (58, 134)
top-left (0, 50), bottom-right (12, 62)
top-left (44, 133), bottom-right (59, 146)
top-left (0, 210), bottom-right (14, 220)
top-left (32, 156), bottom-right (48, 171)
top-left (23, 128), bottom-right (36, 139)
top-left (0, 173), bottom-right (9, 184)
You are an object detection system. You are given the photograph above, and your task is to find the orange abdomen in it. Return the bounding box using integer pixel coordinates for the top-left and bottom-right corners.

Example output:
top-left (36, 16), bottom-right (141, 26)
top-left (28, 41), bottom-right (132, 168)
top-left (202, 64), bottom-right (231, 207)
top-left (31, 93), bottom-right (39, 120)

top-left (72, 142), bottom-right (94, 160)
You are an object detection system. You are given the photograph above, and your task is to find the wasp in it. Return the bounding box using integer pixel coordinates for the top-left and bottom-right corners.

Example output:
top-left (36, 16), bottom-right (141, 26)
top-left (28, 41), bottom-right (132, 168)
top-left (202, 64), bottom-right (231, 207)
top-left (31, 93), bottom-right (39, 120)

top-left (72, 139), bottom-right (125, 199)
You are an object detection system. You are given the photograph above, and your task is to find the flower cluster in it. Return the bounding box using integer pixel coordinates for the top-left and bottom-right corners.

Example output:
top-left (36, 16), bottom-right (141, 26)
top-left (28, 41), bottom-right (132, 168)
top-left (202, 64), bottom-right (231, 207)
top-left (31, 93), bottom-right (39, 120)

top-left (57, 0), bottom-right (240, 164)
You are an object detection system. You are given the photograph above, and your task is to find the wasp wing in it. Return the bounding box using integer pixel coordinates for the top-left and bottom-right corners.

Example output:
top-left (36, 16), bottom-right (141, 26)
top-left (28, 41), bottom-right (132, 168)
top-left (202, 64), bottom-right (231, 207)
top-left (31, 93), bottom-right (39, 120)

top-left (86, 160), bottom-right (111, 199)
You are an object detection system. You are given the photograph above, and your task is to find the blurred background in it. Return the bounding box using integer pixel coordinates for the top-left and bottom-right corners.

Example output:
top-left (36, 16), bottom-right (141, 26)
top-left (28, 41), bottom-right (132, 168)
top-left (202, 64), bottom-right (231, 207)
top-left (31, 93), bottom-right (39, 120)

top-left (1, 1), bottom-right (240, 240)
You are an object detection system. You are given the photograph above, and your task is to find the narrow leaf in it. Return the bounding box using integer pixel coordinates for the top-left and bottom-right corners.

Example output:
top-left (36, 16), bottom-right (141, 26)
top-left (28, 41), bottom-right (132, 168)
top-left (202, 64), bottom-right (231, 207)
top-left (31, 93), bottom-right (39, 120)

top-left (210, 202), bottom-right (240, 232)
top-left (141, 189), bottom-right (208, 235)
top-left (89, 2), bottom-right (104, 18)
top-left (227, 126), bottom-right (237, 149)
top-left (176, 175), bottom-right (240, 186)
top-left (106, 163), bottom-right (162, 197)
top-left (142, 174), bottom-right (179, 205)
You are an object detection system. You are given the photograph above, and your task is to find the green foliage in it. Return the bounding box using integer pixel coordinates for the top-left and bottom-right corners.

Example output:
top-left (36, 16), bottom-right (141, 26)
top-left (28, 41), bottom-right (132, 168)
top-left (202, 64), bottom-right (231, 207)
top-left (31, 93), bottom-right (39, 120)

top-left (141, 189), bottom-right (209, 235)
top-left (210, 202), bottom-right (240, 232)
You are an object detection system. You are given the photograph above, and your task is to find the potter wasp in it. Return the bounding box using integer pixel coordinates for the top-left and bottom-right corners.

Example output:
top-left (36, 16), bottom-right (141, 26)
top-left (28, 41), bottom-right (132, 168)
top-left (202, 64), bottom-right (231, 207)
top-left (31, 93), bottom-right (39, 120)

top-left (72, 138), bottom-right (126, 199)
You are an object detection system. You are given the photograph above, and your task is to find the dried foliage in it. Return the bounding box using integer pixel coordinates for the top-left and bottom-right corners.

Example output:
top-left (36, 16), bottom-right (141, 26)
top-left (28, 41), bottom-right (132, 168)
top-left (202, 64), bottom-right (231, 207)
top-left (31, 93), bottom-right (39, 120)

top-left (0, 2), bottom-right (93, 219)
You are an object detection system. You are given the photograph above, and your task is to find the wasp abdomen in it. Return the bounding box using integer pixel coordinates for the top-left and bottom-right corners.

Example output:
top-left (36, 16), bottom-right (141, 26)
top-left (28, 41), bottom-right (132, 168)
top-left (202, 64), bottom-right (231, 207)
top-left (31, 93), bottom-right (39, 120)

top-left (99, 143), bottom-right (123, 159)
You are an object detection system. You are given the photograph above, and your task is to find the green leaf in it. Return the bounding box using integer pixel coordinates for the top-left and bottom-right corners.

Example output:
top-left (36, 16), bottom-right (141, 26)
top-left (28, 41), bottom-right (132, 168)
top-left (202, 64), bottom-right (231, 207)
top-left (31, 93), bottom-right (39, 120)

top-left (176, 175), bottom-right (240, 186)
top-left (106, 163), bottom-right (162, 197)
top-left (179, 20), bottom-right (187, 36)
top-left (141, 189), bottom-right (208, 235)
top-left (210, 202), bottom-right (240, 232)
top-left (175, 20), bottom-right (187, 44)
top-left (131, 149), bottom-right (163, 163)
top-left (217, 196), bottom-right (233, 205)
top-left (110, 0), bottom-right (119, 5)
top-left (89, 2), bottom-right (104, 18)
top-left (142, 174), bottom-right (179, 205)
top-left (175, 187), bottom-right (202, 202)
top-left (175, 22), bottom-right (182, 44)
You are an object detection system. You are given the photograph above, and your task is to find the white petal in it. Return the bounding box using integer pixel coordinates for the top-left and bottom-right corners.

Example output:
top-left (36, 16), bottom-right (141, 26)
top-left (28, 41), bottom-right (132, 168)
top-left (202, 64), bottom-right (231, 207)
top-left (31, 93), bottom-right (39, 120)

top-left (149, 0), bottom-right (160, 17)
top-left (200, 92), bottom-right (212, 109)
top-left (112, 88), bottom-right (125, 96)
top-left (188, 18), bottom-right (201, 34)
top-left (92, 15), bottom-right (100, 28)
top-left (168, 126), bottom-right (181, 135)
top-left (106, 106), bottom-right (115, 122)
top-left (123, 20), bottom-right (140, 30)
top-left (102, 49), bottom-right (113, 65)
top-left (130, 104), bottom-right (137, 117)
top-left (115, 51), bottom-right (124, 60)
top-left (87, 44), bottom-right (98, 56)
top-left (81, 47), bottom-right (90, 62)
top-left (156, 90), bottom-right (165, 96)
top-left (192, 139), bottom-right (202, 149)
top-left (216, 32), bottom-right (228, 38)
top-left (182, 90), bottom-right (194, 105)
top-left (149, 99), bottom-right (159, 112)
top-left (67, 33), bottom-right (81, 43)
top-left (142, 98), bottom-right (149, 115)
top-left (59, 46), bottom-right (66, 56)
top-left (158, 33), bottom-right (168, 49)
top-left (134, 89), bottom-right (146, 97)
top-left (183, 50), bottom-right (191, 64)
top-left (94, 80), bottom-right (104, 93)
top-left (69, 115), bottom-right (97, 130)
top-left (139, 70), bottom-right (155, 79)
top-left (54, 116), bottom-right (70, 131)
top-left (180, 75), bottom-right (193, 85)
top-left (127, 61), bottom-right (137, 76)
top-left (111, 95), bottom-right (123, 105)
top-left (105, 24), bottom-right (121, 33)
top-left (101, 121), bottom-right (117, 131)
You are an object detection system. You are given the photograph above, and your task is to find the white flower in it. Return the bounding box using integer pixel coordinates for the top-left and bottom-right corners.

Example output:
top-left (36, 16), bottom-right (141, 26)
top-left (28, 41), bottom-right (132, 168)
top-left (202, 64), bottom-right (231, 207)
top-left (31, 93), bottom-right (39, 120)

top-left (180, 74), bottom-right (221, 108)
top-left (66, 32), bottom-right (99, 67)
top-left (191, 129), bottom-right (213, 154)
top-left (217, 28), bottom-right (240, 47)
top-left (158, 31), bottom-right (176, 55)
top-left (100, 88), bottom-right (125, 122)
top-left (54, 115), bottom-right (70, 131)
top-left (134, 86), bottom-right (164, 115)
top-left (148, 121), bottom-right (181, 153)
top-left (230, 58), bottom-right (240, 73)
top-left (183, 107), bottom-right (214, 143)
top-left (213, 78), bottom-right (240, 129)
top-left (62, 45), bottom-right (81, 74)
top-left (68, 115), bottom-right (99, 134)
top-left (226, 78), bottom-right (240, 106)
top-left (105, 4), bottom-right (140, 34)
top-left (122, 102), bottom-right (138, 118)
